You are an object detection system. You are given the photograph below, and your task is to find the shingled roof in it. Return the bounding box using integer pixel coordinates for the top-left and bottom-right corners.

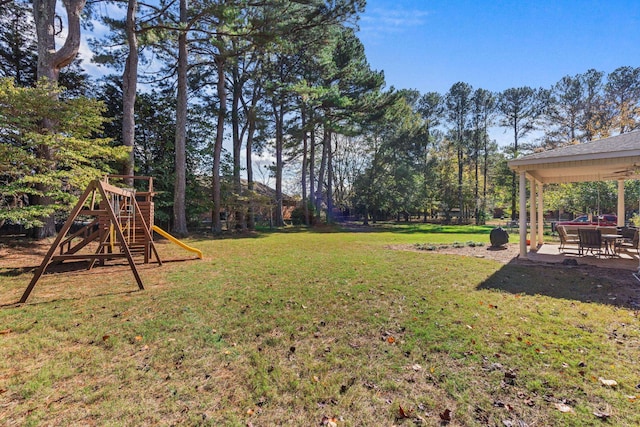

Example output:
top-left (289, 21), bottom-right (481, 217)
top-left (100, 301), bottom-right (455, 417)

top-left (508, 131), bottom-right (640, 183)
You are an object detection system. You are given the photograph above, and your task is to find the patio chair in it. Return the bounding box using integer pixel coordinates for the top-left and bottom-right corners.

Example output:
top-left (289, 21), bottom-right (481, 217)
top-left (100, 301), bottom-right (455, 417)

top-left (557, 225), bottom-right (579, 253)
top-left (578, 228), bottom-right (602, 257)
top-left (618, 228), bottom-right (639, 254)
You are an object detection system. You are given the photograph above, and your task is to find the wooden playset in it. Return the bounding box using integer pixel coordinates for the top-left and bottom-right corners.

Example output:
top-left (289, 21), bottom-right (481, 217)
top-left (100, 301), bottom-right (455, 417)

top-left (20, 175), bottom-right (194, 303)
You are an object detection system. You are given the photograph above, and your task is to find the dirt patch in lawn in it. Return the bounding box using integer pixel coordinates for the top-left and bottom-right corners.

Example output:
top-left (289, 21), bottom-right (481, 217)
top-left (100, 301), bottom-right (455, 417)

top-left (0, 237), bottom-right (186, 305)
top-left (388, 242), bottom-right (520, 264)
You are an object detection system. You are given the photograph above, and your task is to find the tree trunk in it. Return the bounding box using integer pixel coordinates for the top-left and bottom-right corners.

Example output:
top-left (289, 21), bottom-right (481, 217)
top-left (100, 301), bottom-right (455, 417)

top-left (482, 126), bottom-right (489, 224)
top-left (121, 0), bottom-right (138, 186)
top-left (309, 126), bottom-right (316, 221)
top-left (246, 103), bottom-right (256, 230)
top-left (231, 63), bottom-right (245, 230)
top-left (273, 102), bottom-right (284, 227)
top-left (301, 109), bottom-right (309, 225)
top-left (326, 130), bottom-right (334, 223)
top-left (172, 0), bottom-right (188, 237)
top-left (315, 126), bottom-right (328, 221)
top-left (35, 0), bottom-right (85, 82)
top-left (32, 0), bottom-right (86, 238)
top-left (474, 134), bottom-right (479, 225)
top-left (510, 125), bottom-right (519, 221)
top-left (457, 145), bottom-right (464, 224)
top-left (212, 54), bottom-right (226, 233)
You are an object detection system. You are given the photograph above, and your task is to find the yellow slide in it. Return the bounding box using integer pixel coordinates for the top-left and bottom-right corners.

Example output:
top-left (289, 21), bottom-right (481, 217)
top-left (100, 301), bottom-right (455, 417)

top-left (152, 225), bottom-right (203, 259)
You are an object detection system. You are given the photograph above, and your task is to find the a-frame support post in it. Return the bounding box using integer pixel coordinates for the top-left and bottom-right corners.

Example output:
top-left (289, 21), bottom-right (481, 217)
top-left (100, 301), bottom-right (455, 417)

top-left (20, 183), bottom-right (98, 303)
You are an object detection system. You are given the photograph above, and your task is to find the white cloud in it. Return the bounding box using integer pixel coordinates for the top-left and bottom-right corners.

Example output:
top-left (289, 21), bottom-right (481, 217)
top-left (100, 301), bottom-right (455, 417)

top-left (359, 7), bottom-right (430, 37)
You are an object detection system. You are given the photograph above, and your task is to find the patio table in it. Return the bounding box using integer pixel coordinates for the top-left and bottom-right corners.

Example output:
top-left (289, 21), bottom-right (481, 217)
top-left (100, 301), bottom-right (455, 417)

top-left (602, 234), bottom-right (623, 257)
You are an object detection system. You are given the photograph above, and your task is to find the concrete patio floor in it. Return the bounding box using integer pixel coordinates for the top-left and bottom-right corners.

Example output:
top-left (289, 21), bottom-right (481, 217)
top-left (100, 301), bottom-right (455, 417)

top-left (528, 243), bottom-right (640, 271)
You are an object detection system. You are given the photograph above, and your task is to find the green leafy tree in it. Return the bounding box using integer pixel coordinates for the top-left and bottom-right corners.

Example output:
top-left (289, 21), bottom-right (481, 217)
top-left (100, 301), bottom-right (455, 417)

top-left (0, 78), bottom-right (128, 229)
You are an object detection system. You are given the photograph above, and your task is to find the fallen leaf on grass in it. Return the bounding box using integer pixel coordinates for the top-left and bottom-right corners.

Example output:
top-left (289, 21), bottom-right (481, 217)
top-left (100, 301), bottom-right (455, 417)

top-left (102, 335), bottom-right (110, 341)
top-left (599, 377), bottom-right (618, 387)
top-left (387, 336), bottom-right (395, 344)
top-left (398, 405), bottom-right (413, 419)
top-left (439, 408), bottom-right (452, 421)
top-left (554, 403), bottom-right (574, 413)
top-left (320, 416), bottom-right (338, 426)
top-left (135, 336), bottom-right (143, 341)
top-left (593, 410), bottom-right (610, 420)
top-left (411, 364), bottom-right (422, 371)
top-left (0, 329), bottom-right (11, 335)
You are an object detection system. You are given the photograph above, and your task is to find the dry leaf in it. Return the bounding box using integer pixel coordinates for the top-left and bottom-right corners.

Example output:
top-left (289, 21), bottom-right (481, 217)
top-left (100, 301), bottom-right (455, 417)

top-left (412, 364), bottom-right (422, 371)
top-left (246, 408), bottom-right (254, 415)
top-left (135, 336), bottom-right (143, 341)
top-left (593, 410), bottom-right (610, 419)
top-left (321, 416), bottom-right (338, 426)
top-left (0, 329), bottom-right (11, 335)
top-left (554, 403), bottom-right (574, 413)
top-left (398, 405), bottom-right (412, 419)
top-left (102, 335), bottom-right (110, 341)
top-left (599, 377), bottom-right (618, 387)
top-left (387, 336), bottom-right (395, 344)
top-left (439, 408), bottom-right (452, 421)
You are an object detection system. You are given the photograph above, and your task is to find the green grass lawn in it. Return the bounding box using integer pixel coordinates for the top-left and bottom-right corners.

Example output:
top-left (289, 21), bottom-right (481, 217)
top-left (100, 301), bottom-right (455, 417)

top-left (1, 224), bottom-right (638, 426)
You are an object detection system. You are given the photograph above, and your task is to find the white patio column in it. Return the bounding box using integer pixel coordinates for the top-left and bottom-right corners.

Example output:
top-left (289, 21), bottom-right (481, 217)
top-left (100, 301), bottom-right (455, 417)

top-left (519, 171), bottom-right (527, 257)
top-left (617, 180), bottom-right (625, 226)
top-left (537, 181), bottom-right (544, 244)
top-left (529, 177), bottom-right (537, 250)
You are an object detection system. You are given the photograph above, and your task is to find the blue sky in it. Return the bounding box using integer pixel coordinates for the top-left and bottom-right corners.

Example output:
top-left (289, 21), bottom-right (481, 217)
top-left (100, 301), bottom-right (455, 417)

top-left (357, 0), bottom-right (640, 94)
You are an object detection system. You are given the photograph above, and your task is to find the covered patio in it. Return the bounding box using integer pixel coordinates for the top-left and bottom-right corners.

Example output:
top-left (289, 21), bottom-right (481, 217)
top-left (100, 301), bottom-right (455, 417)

top-left (507, 131), bottom-right (640, 264)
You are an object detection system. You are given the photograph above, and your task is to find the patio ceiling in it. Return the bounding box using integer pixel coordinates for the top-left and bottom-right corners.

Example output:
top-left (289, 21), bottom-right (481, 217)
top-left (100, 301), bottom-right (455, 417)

top-left (508, 131), bottom-right (640, 184)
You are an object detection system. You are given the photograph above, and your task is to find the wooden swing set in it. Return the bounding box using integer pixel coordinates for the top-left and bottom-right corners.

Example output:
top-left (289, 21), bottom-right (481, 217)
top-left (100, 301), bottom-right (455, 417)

top-left (20, 176), bottom-right (162, 303)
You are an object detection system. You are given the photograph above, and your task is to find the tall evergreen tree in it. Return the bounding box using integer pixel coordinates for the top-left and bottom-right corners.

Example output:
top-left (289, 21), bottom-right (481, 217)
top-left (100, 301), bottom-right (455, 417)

top-left (604, 66), bottom-right (640, 135)
top-left (497, 86), bottom-right (546, 220)
top-left (445, 82), bottom-right (473, 222)
top-left (0, 0), bottom-right (37, 86)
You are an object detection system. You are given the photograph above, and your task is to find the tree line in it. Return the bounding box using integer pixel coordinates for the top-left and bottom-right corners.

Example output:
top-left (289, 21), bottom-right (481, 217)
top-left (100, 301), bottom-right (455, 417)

top-left (1, 0), bottom-right (639, 237)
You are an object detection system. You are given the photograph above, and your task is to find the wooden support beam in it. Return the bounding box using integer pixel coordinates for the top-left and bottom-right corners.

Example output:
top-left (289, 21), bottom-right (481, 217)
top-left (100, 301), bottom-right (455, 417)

top-left (20, 182), bottom-right (98, 303)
